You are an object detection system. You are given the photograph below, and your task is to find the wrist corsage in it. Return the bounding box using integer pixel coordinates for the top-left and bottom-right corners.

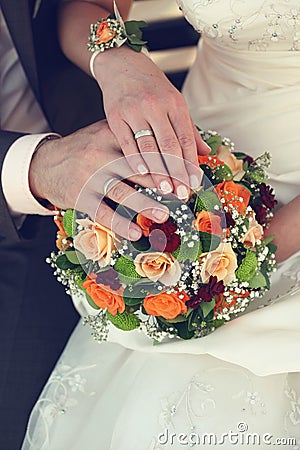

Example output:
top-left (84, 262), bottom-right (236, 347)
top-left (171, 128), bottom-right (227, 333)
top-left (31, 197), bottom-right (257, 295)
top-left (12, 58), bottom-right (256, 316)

top-left (88, 0), bottom-right (147, 54)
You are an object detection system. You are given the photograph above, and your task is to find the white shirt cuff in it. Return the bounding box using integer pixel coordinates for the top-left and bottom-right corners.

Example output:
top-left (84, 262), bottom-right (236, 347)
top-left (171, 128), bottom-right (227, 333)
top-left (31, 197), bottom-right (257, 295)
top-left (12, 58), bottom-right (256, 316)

top-left (1, 133), bottom-right (60, 216)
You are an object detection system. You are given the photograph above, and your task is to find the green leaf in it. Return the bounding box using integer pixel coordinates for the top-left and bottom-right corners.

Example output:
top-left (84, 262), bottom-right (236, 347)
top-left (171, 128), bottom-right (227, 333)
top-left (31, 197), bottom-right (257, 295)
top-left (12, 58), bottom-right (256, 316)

top-left (107, 310), bottom-right (140, 331)
top-left (63, 209), bottom-right (76, 237)
top-left (262, 234), bottom-right (275, 246)
top-left (205, 135), bottom-right (222, 155)
top-left (236, 251), bottom-right (258, 282)
top-left (55, 254), bottom-right (76, 270)
top-left (248, 270), bottom-right (267, 289)
top-left (172, 237), bottom-right (202, 262)
top-left (172, 321), bottom-right (195, 340)
top-left (130, 236), bottom-right (150, 252)
top-left (233, 152), bottom-right (248, 160)
top-left (114, 255), bottom-right (141, 280)
top-left (159, 314), bottom-right (188, 324)
top-left (199, 231), bottom-right (221, 253)
top-left (65, 250), bottom-right (87, 265)
top-left (200, 299), bottom-right (216, 318)
top-left (214, 164), bottom-right (233, 182)
top-left (85, 293), bottom-right (100, 310)
top-left (267, 242), bottom-right (277, 255)
top-left (125, 20), bottom-right (148, 39)
top-left (195, 190), bottom-right (222, 213)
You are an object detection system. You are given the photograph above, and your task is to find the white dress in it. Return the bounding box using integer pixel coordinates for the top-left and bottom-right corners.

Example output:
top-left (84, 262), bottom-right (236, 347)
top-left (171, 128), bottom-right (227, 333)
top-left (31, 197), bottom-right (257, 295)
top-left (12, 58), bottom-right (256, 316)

top-left (22, 2), bottom-right (300, 449)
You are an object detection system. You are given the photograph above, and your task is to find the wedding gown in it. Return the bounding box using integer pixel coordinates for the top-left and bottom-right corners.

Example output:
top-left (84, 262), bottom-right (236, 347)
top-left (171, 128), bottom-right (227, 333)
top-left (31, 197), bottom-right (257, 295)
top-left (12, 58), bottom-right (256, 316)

top-left (22, 2), bottom-right (300, 449)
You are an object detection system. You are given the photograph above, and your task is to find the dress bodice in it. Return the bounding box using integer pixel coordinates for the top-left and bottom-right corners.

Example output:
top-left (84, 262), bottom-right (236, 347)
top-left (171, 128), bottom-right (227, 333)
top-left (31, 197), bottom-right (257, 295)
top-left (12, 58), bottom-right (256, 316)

top-left (176, 0), bottom-right (300, 51)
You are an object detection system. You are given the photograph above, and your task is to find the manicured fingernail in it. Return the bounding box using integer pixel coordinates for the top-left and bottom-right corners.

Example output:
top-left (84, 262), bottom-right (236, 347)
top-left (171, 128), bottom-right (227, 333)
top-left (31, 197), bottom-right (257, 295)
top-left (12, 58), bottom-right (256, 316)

top-left (189, 174), bottom-right (201, 190)
top-left (152, 208), bottom-right (169, 222)
top-left (129, 227), bottom-right (142, 241)
top-left (177, 185), bottom-right (189, 200)
top-left (159, 180), bottom-right (173, 194)
top-left (138, 164), bottom-right (148, 175)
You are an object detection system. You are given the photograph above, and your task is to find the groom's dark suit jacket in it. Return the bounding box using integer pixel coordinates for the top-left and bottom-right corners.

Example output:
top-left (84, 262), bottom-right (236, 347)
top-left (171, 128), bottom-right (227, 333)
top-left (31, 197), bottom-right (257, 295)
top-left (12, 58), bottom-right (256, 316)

top-left (0, 1), bottom-right (104, 448)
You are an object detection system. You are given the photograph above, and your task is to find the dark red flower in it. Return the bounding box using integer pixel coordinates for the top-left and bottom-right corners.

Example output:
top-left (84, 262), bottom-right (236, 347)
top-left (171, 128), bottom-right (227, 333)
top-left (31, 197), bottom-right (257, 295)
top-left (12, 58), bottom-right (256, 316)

top-left (225, 212), bottom-right (235, 228)
top-left (96, 268), bottom-right (122, 290)
top-left (187, 276), bottom-right (224, 309)
top-left (259, 183), bottom-right (277, 209)
top-left (150, 221), bottom-right (178, 235)
top-left (149, 221), bottom-right (181, 253)
top-left (252, 203), bottom-right (268, 225)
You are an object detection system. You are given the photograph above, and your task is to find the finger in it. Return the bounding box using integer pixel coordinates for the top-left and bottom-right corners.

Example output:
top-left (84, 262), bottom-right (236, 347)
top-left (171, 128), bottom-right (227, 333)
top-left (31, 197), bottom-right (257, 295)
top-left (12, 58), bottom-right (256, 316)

top-left (110, 120), bottom-right (150, 176)
top-left (151, 118), bottom-right (191, 201)
top-left (132, 128), bottom-right (175, 196)
top-left (91, 197), bottom-right (143, 241)
top-left (164, 109), bottom-right (204, 193)
top-left (104, 179), bottom-right (169, 223)
top-left (193, 123), bottom-right (211, 155)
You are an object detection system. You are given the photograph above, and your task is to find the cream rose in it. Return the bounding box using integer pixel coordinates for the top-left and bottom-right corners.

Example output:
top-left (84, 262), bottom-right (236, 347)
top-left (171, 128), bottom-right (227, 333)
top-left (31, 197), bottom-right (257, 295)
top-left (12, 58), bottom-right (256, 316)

top-left (73, 218), bottom-right (118, 267)
top-left (241, 213), bottom-right (263, 247)
top-left (200, 242), bottom-right (237, 285)
top-left (216, 145), bottom-right (245, 180)
top-left (134, 252), bottom-right (181, 286)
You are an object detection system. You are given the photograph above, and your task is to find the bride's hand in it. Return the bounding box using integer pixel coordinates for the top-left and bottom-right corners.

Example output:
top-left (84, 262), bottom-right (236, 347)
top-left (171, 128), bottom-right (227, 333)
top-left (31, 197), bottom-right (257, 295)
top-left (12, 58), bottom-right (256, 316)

top-left (264, 195), bottom-right (300, 263)
top-left (58, 0), bottom-right (210, 200)
top-left (94, 46), bottom-right (210, 200)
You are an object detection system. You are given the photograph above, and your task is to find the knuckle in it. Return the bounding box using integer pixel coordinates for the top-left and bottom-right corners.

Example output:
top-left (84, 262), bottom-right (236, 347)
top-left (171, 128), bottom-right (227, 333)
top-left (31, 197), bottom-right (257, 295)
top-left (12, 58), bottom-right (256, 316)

top-left (109, 182), bottom-right (127, 201)
top-left (161, 137), bottom-right (178, 153)
top-left (139, 138), bottom-right (157, 153)
top-left (96, 204), bottom-right (109, 222)
top-left (178, 134), bottom-right (195, 149)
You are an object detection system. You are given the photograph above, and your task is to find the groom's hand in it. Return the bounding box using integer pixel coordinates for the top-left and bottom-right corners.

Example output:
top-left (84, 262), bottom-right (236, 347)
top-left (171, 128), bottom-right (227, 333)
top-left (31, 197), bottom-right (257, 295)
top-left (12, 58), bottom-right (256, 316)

top-left (29, 120), bottom-right (169, 240)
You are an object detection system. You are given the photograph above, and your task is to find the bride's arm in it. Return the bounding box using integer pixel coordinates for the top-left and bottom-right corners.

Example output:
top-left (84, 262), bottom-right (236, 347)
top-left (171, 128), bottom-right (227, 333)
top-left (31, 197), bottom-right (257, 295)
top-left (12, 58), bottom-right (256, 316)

top-left (58, 0), bottom-right (209, 200)
top-left (264, 195), bottom-right (300, 263)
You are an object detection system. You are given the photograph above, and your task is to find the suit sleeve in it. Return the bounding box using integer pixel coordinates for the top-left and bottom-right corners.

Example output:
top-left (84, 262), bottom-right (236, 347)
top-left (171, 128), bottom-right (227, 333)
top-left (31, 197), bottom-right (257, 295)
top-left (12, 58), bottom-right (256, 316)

top-left (0, 130), bottom-right (25, 241)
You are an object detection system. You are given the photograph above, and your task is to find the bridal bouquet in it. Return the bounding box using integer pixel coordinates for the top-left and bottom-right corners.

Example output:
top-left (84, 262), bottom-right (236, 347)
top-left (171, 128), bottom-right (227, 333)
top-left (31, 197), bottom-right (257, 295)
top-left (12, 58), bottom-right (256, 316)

top-left (49, 130), bottom-right (277, 342)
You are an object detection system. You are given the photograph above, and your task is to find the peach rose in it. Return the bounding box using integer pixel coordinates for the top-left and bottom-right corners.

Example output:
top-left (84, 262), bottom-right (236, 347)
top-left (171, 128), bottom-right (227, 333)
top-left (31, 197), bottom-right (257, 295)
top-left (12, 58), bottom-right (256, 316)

top-left (82, 275), bottom-right (125, 316)
top-left (143, 290), bottom-right (189, 320)
top-left (216, 145), bottom-right (245, 180)
top-left (136, 214), bottom-right (154, 237)
top-left (241, 212), bottom-right (263, 247)
top-left (214, 181), bottom-right (250, 213)
top-left (134, 252), bottom-right (181, 286)
top-left (74, 218), bottom-right (118, 267)
top-left (96, 21), bottom-right (116, 44)
top-left (193, 210), bottom-right (223, 236)
top-left (200, 242), bottom-right (238, 285)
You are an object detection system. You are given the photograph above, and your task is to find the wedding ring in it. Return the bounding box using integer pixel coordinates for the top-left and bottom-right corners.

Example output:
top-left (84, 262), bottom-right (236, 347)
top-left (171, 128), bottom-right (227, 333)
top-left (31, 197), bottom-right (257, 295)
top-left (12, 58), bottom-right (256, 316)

top-left (134, 129), bottom-right (154, 140)
top-left (102, 177), bottom-right (119, 196)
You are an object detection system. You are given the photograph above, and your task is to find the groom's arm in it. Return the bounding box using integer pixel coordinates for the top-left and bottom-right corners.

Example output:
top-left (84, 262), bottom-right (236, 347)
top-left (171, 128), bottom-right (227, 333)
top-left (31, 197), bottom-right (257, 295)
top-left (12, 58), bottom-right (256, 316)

top-left (0, 131), bottom-right (58, 241)
top-left (0, 131), bottom-right (26, 241)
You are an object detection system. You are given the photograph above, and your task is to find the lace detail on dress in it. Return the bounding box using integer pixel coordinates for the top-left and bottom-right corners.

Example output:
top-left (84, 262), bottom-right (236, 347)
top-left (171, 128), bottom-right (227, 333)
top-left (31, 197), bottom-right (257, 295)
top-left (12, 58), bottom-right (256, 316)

top-left (176, 0), bottom-right (300, 51)
top-left (150, 368), bottom-right (299, 449)
top-left (22, 362), bottom-right (97, 450)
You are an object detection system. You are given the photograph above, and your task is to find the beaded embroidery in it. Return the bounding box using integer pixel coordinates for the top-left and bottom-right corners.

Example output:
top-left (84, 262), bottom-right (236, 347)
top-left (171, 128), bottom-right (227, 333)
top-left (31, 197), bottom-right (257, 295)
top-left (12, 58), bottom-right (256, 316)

top-left (177, 0), bottom-right (300, 50)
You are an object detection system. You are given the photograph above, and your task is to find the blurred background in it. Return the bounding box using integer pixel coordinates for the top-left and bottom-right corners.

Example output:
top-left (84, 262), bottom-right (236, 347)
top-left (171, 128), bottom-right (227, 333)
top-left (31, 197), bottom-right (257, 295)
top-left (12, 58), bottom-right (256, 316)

top-left (129, 0), bottom-right (200, 91)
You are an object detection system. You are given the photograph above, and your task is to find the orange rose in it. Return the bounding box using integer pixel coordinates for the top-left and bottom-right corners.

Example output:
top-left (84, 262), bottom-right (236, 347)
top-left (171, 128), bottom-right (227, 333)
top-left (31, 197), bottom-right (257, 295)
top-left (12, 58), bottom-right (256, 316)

top-left (198, 154), bottom-right (224, 169)
top-left (136, 214), bottom-right (154, 237)
top-left (96, 21), bottom-right (116, 44)
top-left (82, 275), bottom-right (125, 316)
top-left (214, 181), bottom-right (250, 213)
top-left (216, 145), bottom-right (245, 180)
top-left (214, 290), bottom-right (250, 315)
top-left (200, 242), bottom-right (238, 285)
top-left (193, 210), bottom-right (223, 236)
top-left (54, 215), bottom-right (70, 251)
top-left (143, 290), bottom-right (189, 320)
